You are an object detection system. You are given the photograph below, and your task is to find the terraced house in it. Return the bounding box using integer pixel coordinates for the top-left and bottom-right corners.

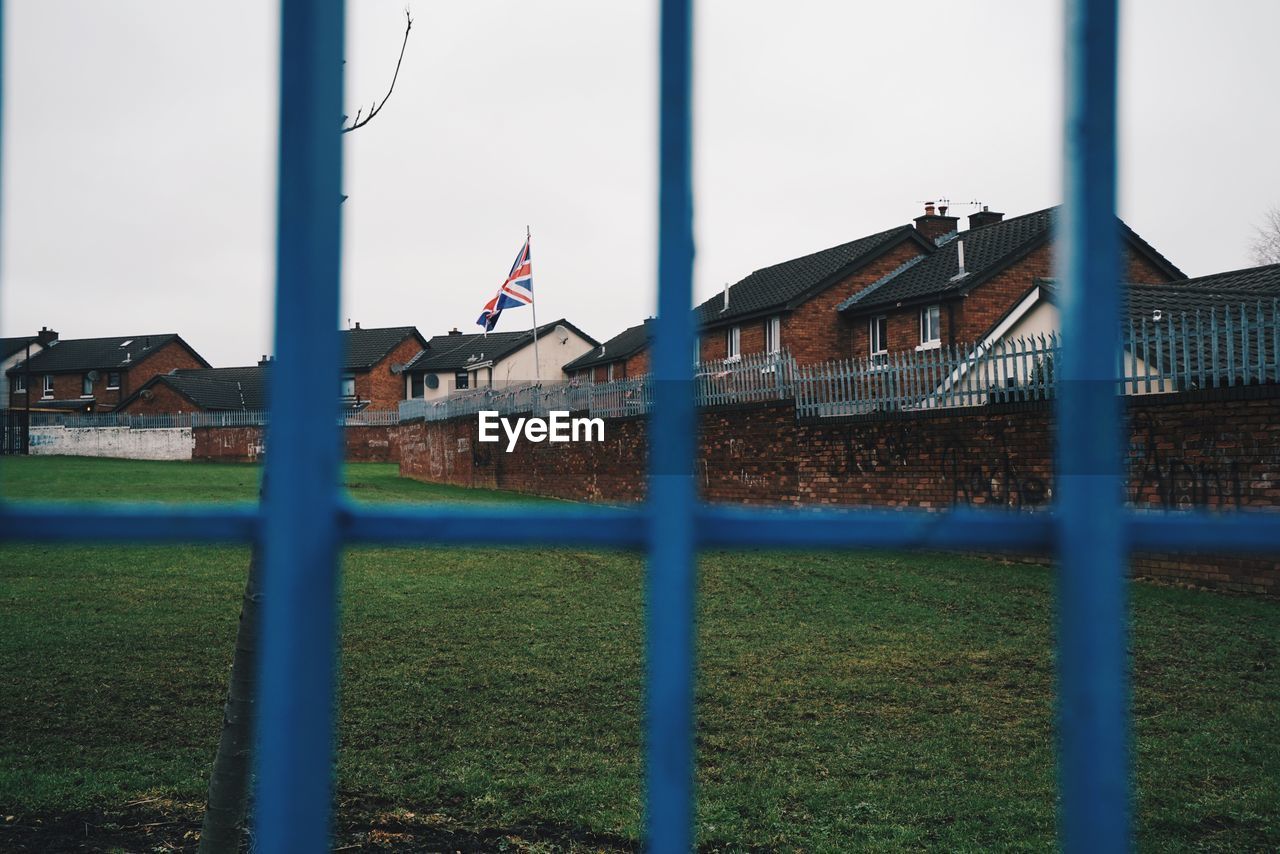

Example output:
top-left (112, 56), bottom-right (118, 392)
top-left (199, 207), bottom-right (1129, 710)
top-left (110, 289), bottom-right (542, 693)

top-left (5, 332), bottom-right (210, 413)
top-left (116, 364), bottom-right (270, 414)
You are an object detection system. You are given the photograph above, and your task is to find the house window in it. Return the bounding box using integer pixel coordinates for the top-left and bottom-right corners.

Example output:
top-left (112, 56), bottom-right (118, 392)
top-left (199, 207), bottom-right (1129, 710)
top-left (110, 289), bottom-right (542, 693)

top-left (82, 374), bottom-right (94, 396)
top-left (870, 315), bottom-right (888, 362)
top-left (106, 372), bottom-right (121, 389)
top-left (340, 374), bottom-right (356, 398)
top-left (13, 374), bottom-right (26, 393)
top-left (607, 362), bottom-right (615, 381)
top-left (765, 316), bottom-right (781, 354)
top-left (725, 325), bottom-right (741, 361)
top-left (410, 374), bottom-right (425, 398)
top-left (454, 371), bottom-right (469, 391)
top-left (42, 375), bottom-right (53, 397)
top-left (920, 304), bottom-right (941, 347)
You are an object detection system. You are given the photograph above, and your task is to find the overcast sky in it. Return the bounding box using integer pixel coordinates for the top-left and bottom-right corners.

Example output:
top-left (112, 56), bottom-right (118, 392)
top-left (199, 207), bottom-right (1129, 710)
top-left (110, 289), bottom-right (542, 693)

top-left (3, 1), bottom-right (1278, 367)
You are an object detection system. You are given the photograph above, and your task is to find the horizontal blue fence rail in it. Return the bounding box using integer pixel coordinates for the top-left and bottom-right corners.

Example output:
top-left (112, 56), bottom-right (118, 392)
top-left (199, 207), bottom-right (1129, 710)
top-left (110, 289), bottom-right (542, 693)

top-left (0, 0), bottom-right (1268, 851)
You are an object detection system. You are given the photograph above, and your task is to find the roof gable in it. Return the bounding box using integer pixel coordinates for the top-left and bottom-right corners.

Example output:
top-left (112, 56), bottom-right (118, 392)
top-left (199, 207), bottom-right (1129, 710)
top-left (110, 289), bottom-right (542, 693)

top-left (408, 319), bottom-right (598, 373)
top-left (118, 365), bottom-right (269, 412)
top-left (838, 206), bottom-right (1185, 314)
top-left (695, 225), bottom-right (927, 327)
top-left (563, 320), bottom-right (651, 372)
top-left (6, 333), bottom-right (209, 375)
top-left (342, 326), bottom-right (426, 370)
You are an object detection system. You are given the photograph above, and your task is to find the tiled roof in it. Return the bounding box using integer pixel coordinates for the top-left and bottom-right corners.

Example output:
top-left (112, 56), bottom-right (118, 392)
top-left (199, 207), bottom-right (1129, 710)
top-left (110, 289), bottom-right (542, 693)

top-left (838, 206), bottom-right (1186, 314)
top-left (407, 319), bottom-right (598, 374)
top-left (563, 320), bottom-right (651, 372)
top-left (6, 333), bottom-right (207, 374)
top-left (342, 326), bottom-right (425, 370)
top-left (695, 225), bottom-right (924, 327)
top-left (119, 366), bottom-right (269, 412)
top-left (1037, 264), bottom-right (1280, 321)
top-left (1, 336), bottom-right (38, 361)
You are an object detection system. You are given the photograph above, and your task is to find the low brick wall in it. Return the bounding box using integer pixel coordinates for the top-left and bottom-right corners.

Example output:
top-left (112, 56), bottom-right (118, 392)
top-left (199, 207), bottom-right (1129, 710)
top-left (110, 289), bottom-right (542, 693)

top-left (191, 424), bottom-right (399, 463)
top-left (396, 388), bottom-right (1280, 595)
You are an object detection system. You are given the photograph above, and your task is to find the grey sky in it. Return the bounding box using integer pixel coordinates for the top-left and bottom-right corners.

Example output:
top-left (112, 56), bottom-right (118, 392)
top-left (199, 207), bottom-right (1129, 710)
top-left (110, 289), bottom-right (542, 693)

top-left (3, 1), bottom-right (1278, 368)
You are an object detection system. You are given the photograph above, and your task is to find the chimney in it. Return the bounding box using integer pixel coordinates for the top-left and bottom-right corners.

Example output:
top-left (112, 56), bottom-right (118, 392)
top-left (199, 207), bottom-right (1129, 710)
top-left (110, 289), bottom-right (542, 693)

top-left (914, 201), bottom-right (959, 243)
top-left (354, 321), bottom-right (361, 330)
top-left (37, 326), bottom-right (59, 346)
top-left (258, 355), bottom-right (273, 366)
top-left (447, 327), bottom-right (462, 336)
top-left (968, 205), bottom-right (1004, 230)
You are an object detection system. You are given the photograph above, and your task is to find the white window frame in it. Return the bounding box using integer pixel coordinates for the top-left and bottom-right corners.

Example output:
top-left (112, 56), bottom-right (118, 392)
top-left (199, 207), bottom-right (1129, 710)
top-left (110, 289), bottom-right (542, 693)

top-left (106, 371), bottom-right (121, 390)
top-left (13, 373), bottom-right (26, 393)
top-left (607, 361), bottom-right (616, 381)
top-left (340, 374), bottom-right (356, 398)
top-left (870, 315), bottom-right (888, 364)
top-left (725, 325), bottom-right (741, 362)
top-left (42, 374), bottom-right (53, 397)
top-left (918, 304), bottom-right (942, 350)
top-left (81, 373), bottom-right (94, 397)
top-left (764, 316), bottom-right (781, 355)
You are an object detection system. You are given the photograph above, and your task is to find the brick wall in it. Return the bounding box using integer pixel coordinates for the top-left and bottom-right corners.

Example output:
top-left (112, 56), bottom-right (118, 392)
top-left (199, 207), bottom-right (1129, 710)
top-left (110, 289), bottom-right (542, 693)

top-left (116, 382), bottom-right (197, 414)
top-left (396, 389), bottom-right (1280, 595)
top-left (699, 241), bottom-right (930, 365)
top-left (192, 424), bottom-right (400, 463)
top-left (846, 243), bottom-right (1181, 359)
top-left (352, 335), bottom-right (423, 410)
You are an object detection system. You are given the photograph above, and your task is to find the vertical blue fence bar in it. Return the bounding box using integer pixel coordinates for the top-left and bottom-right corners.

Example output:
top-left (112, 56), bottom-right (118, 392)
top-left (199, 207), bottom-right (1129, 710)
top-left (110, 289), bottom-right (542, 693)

top-left (646, 0), bottom-right (697, 850)
top-left (254, 1), bottom-right (346, 851)
top-left (1057, 0), bottom-right (1130, 851)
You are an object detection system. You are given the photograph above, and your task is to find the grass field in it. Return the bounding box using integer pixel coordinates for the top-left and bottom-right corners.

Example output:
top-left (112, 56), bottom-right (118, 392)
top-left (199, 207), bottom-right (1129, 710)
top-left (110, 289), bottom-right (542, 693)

top-left (0, 456), bottom-right (1277, 851)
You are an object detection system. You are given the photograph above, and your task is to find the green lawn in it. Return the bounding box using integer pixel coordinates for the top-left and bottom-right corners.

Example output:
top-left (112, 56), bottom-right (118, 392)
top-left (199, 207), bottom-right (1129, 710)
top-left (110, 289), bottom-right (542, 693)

top-left (0, 456), bottom-right (1277, 851)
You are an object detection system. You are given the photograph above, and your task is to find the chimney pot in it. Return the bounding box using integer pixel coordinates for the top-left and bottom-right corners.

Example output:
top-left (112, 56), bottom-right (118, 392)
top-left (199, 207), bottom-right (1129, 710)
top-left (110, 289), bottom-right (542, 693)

top-left (914, 202), bottom-right (959, 242)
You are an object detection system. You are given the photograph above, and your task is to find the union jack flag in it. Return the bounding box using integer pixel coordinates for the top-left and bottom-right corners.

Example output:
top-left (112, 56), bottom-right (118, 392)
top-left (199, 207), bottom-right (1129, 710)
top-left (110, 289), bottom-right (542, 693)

top-left (476, 236), bottom-right (534, 332)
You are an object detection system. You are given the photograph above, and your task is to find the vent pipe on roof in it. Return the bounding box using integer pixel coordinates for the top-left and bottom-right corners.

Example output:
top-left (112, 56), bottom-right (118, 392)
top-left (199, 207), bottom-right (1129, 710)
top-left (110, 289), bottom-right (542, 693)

top-left (722, 282), bottom-right (729, 312)
top-left (950, 240), bottom-right (968, 282)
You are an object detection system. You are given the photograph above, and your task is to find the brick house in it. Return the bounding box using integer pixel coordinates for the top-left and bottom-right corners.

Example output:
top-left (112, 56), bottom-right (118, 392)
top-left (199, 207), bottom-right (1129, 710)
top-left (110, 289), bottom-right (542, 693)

top-left (563, 319), bottom-right (652, 382)
top-left (6, 332), bottom-right (210, 412)
top-left (117, 364), bottom-right (269, 414)
top-left (836, 205), bottom-right (1184, 360)
top-left (341, 325), bottom-right (428, 410)
top-left (694, 224), bottom-right (936, 365)
top-left (404, 319), bottom-right (598, 401)
top-left (0, 327), bottom-right (58, 404)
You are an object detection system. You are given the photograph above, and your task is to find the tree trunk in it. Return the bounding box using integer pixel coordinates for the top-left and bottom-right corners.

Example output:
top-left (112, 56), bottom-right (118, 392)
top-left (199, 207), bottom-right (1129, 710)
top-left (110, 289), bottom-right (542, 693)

top-left (199, 542), bottom-right (263, 853)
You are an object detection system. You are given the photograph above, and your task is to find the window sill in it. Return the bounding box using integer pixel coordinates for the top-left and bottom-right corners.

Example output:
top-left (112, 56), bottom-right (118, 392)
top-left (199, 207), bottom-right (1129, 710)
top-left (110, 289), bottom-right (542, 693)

top-left (915, 340), bottom-right (941, 352)
top-left (724, 355), bottom-right (742, 364)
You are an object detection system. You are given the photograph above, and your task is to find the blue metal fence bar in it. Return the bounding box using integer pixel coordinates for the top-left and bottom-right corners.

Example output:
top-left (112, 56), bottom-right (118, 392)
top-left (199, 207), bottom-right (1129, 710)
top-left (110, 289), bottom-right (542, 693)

top-left (254, 1), bottom-right (346, 850)
top-left (1057, 0), bottom-right (1129, 850)
top-left (646, 0), bottom-right (697, 849)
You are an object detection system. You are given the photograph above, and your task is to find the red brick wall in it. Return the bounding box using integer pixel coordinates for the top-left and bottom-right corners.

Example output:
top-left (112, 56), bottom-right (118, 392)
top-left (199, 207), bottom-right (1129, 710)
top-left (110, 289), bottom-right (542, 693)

top-left (116, 382), bottom-right (197, 414)
top-left (699, 241), bottom-right (929, 365)
top-left (192, 424), bottom-right (400, 463)
top-left (397, 389), bottom-right (1280, 595)
top-left (846, 243), bottom-right (1181, 358)
top-left (10, 340), bottom-right (205, 411)
top-left (353, 335), bottom-right (422, 410)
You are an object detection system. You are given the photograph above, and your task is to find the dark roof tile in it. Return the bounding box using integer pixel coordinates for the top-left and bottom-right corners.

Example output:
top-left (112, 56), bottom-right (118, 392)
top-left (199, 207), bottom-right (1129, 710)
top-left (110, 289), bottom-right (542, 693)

top-left (695, 225), bottom-right (923, 326)
top-left (563, 320), bottom-right (651, 372)
top-left (7, 334), bottom-right (206, 374)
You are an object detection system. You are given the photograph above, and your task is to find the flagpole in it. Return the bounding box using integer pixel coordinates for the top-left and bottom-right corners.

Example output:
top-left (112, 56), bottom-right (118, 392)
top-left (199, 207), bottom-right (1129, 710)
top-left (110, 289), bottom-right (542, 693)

top-left (528, 225), bottom-right (541, 383)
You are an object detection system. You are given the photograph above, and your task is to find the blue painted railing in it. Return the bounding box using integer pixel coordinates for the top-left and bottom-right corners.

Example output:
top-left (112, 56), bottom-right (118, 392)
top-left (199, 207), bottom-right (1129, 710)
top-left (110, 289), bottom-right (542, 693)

top-left (2, 1), bottom-right (1277, 852)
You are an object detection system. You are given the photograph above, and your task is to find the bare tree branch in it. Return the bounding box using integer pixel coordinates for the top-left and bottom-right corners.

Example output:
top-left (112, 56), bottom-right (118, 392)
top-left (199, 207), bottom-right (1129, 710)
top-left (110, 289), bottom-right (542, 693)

top-left (1251, 205), bottom-right (1280, 266)
top-left (342, 7), bottom-right (413, 134)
